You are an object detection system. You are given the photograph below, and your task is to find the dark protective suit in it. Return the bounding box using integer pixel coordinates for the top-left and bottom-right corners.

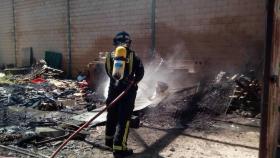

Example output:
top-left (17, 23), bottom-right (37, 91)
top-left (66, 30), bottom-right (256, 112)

top-left (105, 48), bottom-right (144, 151)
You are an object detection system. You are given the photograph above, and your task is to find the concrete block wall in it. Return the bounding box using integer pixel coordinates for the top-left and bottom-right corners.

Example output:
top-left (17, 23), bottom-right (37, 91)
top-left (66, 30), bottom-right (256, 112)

top-left (0, 0), bottom-right (266, 77)
top-left (14, 0), bottom-right (68, 69)
top-left (156, 0), bottom-right (266, 75)
top-left (70, 0), bottom-right (151, 73)
top-left (0, 0), bottom-right (15, 65)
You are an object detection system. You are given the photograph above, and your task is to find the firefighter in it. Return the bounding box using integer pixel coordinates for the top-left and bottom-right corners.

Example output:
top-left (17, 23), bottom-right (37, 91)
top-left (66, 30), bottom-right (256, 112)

top-left (105, 31), bottom-right (144, 158)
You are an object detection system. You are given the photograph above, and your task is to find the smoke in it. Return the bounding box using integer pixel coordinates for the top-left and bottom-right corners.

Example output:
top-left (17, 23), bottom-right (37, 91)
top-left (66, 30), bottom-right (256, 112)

top-left (101, 41), bottom-right (198, 101)
top-left (137, 42), bottom-right (197, 99)
top-left (103, 79), bottom-right (110, 98)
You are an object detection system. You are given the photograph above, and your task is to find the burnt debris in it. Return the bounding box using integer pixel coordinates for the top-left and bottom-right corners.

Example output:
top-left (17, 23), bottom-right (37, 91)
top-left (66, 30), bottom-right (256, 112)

top-left (197, 71), bottom-right (261, 117)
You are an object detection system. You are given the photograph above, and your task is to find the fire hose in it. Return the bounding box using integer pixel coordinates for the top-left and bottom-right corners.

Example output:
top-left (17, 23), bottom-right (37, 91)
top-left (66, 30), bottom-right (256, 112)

top-left (49, 81), bottom-right (134, 158)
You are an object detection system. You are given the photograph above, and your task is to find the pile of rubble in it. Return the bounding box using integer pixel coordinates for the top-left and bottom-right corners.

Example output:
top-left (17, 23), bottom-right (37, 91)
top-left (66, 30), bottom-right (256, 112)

top-left (0, 60), bottom-right (106, 145)
top-left (230, 74), bottom-right (261, 116)
top-left (197, 71), bottom-right (261, 117)
top-left (141, 70), bottom-right (261, 130)
top-left (0, 60), bottom-right (105, 111)
top-left (0, 79), bottom-right (103, 111)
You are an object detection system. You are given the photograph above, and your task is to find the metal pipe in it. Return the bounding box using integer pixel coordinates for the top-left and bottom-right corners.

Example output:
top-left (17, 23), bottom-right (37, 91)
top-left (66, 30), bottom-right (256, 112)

top-left (50, 82), bottom-right (134, 158)
top-left (66, 0), bottom-right (72, 78)
top-left (259, 0), bottom-right (276, 157)
top-left (150, 0), bottom-right (156, 58)
top-left (12, 0), bottom-right (17, 66)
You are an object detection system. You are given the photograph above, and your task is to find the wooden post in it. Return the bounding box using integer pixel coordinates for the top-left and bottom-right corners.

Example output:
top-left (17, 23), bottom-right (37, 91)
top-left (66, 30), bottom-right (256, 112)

top-left (259, 0), bottom-right (280, 157)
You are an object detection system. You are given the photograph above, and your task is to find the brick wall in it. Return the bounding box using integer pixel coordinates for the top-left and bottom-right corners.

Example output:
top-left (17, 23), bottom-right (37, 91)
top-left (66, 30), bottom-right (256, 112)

top-left (0, 0), bottom-right (15, 65)
top-left (156, 0), bottom-right (266, 75)
top-left (70, 0), bottom-right (151, 73)
top-left (14, 0), bottom-right (68, 69)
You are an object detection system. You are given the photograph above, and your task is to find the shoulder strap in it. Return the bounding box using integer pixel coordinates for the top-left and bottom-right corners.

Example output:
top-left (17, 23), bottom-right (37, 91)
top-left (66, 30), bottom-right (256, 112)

top-left (106, 50), bottom-right (134, 76)
top-left (106, 52), bottom-right (112, 75)
top-left (129, 52), bottom-right (134, 75)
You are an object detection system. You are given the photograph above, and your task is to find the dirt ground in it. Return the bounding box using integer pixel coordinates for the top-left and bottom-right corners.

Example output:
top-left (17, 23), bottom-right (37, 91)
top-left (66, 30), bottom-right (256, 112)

top-left (0, 113), bottom-right (259, 158)
top-left (85, 114), bottom-right (259, 158)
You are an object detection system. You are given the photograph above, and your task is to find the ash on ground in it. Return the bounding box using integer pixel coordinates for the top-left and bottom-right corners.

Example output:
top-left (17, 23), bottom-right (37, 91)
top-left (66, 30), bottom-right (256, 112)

top-left (140, 71), bottom-right (261, 130)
